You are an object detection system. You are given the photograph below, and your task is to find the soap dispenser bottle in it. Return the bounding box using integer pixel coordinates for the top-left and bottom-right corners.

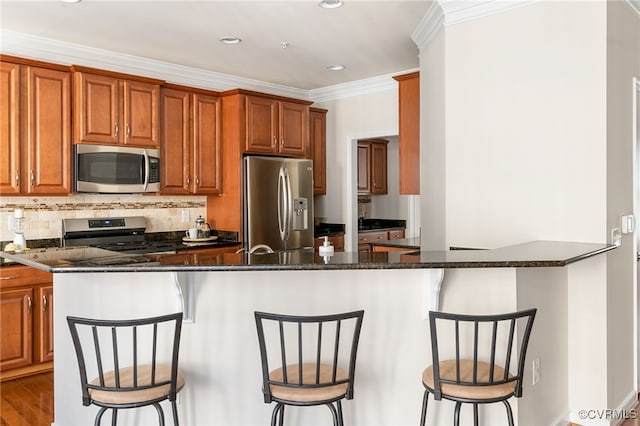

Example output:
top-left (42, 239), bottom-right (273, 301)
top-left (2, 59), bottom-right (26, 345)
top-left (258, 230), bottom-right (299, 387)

top-left (318, 236), bottom-right (334, 256)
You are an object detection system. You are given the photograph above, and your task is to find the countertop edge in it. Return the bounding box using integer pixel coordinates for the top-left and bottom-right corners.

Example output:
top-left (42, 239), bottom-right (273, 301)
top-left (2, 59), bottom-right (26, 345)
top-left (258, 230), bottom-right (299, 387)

top-left (0, 241), bottom-right (617, 273)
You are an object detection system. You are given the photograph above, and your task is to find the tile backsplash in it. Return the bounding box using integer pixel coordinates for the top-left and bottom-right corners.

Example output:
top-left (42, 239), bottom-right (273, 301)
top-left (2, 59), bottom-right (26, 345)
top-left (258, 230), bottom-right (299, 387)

top-left (0, 194), bottom-right (207, 242)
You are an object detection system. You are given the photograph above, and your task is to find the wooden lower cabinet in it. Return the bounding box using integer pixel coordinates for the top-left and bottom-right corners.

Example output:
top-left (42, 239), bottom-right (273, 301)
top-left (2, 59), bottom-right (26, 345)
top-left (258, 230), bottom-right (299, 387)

top-left (313, 234), bottom-right (344, 252)
top-left (0, 265), bottom-right (53, 381)
top-left (161, 245), bottom-right (242, 266)
top-left (358, 228), bottom-right (405, 253)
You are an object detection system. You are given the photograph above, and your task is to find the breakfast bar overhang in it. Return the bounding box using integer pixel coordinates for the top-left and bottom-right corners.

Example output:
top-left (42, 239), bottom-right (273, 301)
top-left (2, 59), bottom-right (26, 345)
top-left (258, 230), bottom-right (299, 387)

top-left (0, 241), bottom-right (618, 425)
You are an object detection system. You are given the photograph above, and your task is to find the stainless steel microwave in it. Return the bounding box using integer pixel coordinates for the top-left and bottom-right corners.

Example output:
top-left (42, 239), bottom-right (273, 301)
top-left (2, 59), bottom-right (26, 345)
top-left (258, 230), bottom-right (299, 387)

top-left (74, 144), bottom-right (160, 193)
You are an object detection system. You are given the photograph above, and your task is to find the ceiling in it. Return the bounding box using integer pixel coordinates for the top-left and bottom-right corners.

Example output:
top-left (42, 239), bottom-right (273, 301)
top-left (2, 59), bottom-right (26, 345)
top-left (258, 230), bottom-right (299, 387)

top-left (0, 0), bottom-right (431, 90)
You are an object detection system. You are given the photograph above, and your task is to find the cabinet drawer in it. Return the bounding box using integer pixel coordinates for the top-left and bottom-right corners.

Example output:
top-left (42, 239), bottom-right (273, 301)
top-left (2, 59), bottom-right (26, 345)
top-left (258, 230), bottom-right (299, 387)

top-left (357, 231), bottom-right (388, 244)
top-left (388, 229), bottom-right (405, 240)
top-left (0, 266), bottom-right (52, 289)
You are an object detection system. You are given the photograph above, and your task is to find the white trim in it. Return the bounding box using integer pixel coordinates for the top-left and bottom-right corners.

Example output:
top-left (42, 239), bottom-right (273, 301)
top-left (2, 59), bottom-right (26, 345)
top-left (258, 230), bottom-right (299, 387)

top-left (308, 70), bottom-right (414, 103)
top-left (0, 30), bottom-right (412, 102)
top-left (411, 1), bottom-right (445, 53)
top-left (0, 30), bottom-right (310, 100)
top-left (439, 0), bottom-right (537, 26)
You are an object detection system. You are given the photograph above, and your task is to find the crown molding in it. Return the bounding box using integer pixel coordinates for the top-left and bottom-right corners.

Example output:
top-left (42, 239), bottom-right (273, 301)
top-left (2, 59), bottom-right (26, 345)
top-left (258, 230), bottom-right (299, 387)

top-left (439, 0), bottom-right (536, 25)
top-left (411, 1), bottom-right (445, 53)
top-left (627, 0), bottom-right (640, 15)
top-left (412, 0), bottom-right (536, 52)
top-left (309, 69), bottom-right (417, 103)
top-left (0, 30), bottom-right (311, 100)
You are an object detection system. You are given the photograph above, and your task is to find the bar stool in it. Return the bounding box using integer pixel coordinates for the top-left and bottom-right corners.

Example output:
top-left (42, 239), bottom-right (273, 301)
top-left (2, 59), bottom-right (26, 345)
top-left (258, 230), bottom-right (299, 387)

top-left (419, 308), bottom-right (536, 426)
top-left (67, 312), bottom-right (184, 426)
top-left (254, 310), bottom-right (365, 426)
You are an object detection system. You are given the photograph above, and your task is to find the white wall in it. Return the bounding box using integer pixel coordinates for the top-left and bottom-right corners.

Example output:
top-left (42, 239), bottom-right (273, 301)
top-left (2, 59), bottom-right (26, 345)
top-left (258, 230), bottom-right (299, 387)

top-left (312, 90), bottom-right (399, 250)
top-left (444, 1), bottom-right (607, 249)
top-left (606, 0), bottom-right (640, 411)
top-left (417, 0), bottom-right (640, 423)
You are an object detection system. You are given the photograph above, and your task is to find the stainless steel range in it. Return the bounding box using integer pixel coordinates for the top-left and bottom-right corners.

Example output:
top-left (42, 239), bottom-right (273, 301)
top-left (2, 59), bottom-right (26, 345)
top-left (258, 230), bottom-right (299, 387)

top-left (61, 216), bottom-right (177, 254)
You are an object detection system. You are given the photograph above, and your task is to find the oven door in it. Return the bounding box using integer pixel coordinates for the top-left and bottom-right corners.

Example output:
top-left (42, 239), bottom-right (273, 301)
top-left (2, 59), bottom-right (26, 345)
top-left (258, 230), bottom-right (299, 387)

top-left (75, 144), bottom-right (160, 193)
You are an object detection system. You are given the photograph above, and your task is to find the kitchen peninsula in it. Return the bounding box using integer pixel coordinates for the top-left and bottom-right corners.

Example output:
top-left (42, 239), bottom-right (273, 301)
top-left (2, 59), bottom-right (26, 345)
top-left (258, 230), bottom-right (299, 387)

top-left (0, 241), bottom-right (615, 425)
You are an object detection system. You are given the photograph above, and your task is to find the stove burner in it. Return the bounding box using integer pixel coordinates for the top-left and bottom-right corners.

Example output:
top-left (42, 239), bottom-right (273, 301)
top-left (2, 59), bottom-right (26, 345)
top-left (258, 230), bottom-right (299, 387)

top-left (93, 240), bottom-right (178, 254)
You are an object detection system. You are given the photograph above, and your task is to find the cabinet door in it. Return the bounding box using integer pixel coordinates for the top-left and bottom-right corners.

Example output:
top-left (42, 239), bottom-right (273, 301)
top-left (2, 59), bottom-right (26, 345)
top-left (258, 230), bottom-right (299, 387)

top-left (0, 62), bottom-right (21, 194)
top-left (160, 88), bottom-right (191, 194)
top-left (310, 109), bottom-right (327, 195)
top-left (245, 95), bottom-right (278, 154)
top-left (395, 72), bottom-right (420, 195)
top-left (370, 141), bottom-right (388, 194)
top-left (74, 72), bottom-right (120, 144)
top-left (123, 80), bottom-right (159, 147)
top-left (0, 288), bottom-right (33, 371)
top-left (23, 66), bottom-right (72, 195)
top-left (35, 286), bottom-right (53, 363)
top-left (279, 101), bottom-right (308, 157)
top-left (357, 143), bottom-right (370, 194)
top-left (192, 93), bottom-right (222, 194)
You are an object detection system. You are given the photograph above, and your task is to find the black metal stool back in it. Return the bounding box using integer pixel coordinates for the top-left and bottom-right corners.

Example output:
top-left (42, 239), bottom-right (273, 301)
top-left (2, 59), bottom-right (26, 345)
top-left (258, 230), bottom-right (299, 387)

top-left (67, 312), bottom-right (184, 426)
top-left (254, 310), bottom-right (364, 426)
top-left (420, 308), bottom-right (536, 426)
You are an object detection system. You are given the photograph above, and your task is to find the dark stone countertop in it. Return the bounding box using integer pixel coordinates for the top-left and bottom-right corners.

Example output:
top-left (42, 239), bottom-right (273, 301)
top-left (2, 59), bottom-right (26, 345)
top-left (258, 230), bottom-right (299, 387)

top-left (0, 241), bottom-right (616, 273)
top-left (370, 237), bottom-right (421, 249)
top-left (314, 223), bottom-right (345, 237)
top-left (358, 218), bottom-right (406, 232)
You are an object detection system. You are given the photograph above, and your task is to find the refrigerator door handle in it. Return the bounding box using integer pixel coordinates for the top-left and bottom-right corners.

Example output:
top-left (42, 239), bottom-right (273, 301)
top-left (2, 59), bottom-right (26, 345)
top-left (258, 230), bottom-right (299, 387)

top-left (283, 166), bottom-right (292, 241)
top-left (277, 166), bottom-right (287, 241)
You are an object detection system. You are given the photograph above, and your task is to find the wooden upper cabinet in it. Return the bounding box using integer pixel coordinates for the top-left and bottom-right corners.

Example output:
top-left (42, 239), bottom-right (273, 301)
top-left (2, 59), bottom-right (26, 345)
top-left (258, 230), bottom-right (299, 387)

top-left (0, 59), bottom-right (71, 196)
top-left (160, 88), bottom-right (190, 194)
top-left (24, 66), bottom-right (72, 194)
top-left (245, 94), bottom-right (309, 157)
top-left (160, 85), bottom-right (222, 195)
top-left (370, 141), bottom-right (388, 194)
top-left (73, 68), bottom-right (161, 148)
top-left (393, 71), bottom-right (420, 195)
top-left (0, 62), bottom-right (21, 194)
top-left (357, 143), bottom-right (371, 194)
top-left (192, 93), bottom-right (222, 194)
top-left (310, 107), bottom-right (327, 195)
top-left (357, 139), bottom-right (388, 195)
top-left (279, 101), bottom-right (308, 156)
top-left (245, 95), bottom-right (278, 154)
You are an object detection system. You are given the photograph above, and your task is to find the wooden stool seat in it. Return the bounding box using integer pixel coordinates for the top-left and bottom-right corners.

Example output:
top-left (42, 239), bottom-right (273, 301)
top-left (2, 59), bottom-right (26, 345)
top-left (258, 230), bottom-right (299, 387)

top-left (268, 363), bottom-right (349, 403)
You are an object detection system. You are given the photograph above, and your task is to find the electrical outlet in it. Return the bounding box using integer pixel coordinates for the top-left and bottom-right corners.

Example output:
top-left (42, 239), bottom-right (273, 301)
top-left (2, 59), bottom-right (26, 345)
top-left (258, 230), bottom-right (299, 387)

top-left (532, 358), bottom-right (541, 385)
top-left (181, 210), bottom-right (190, 223)
top-left (611, 227), bottom-right (622, 246)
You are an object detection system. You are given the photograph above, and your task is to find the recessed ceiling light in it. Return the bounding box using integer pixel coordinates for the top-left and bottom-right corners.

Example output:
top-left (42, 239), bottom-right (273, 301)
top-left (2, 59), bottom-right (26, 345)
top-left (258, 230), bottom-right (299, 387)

top-left (327, 64), bottom-right (345, 71)
top-left (319, 0), bottom-right (344, 9)
top-left (220, 37), bottom-right (242, 45)
top-left (60, 0), bottom-right (82, 3)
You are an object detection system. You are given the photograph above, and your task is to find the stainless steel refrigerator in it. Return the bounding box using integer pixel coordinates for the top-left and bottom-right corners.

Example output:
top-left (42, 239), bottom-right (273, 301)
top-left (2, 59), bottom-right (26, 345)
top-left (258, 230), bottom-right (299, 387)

top-left (243, 156), bottom-right (314, 252)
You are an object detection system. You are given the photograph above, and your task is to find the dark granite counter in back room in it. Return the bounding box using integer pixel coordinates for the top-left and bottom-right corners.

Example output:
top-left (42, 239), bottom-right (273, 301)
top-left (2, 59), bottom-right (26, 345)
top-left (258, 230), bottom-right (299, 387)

top-left (0, 240), bottom-right (616, 273)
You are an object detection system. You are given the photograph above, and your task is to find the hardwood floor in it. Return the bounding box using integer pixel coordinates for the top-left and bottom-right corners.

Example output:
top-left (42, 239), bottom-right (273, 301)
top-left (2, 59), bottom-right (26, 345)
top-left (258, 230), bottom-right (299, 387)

top-left (0, 372), bottom-right (637, 426)
top-left (0, 372), bottom-right (53, 426)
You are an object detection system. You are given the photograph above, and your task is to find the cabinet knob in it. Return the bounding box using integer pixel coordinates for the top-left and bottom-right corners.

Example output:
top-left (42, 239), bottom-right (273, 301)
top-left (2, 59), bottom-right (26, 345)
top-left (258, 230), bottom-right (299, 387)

top-left (273, 136), bottom-right (277, 148)
top-left (27, 296), bottom-right (32, 313)
top-left (42, 295), bottom-right (48, 312)
top-left (126, 123), bottom-right (131, 138)
top-left (281, 136), bottom-right (285, 147)
top-left (15, 171), bottom-right (19, 187)
top-left (114, 123), bottom-right (119, 137)
top-left (186, 176), bottom-right (191, 186)
top-left (30, 170), bottom-right (35, 186)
